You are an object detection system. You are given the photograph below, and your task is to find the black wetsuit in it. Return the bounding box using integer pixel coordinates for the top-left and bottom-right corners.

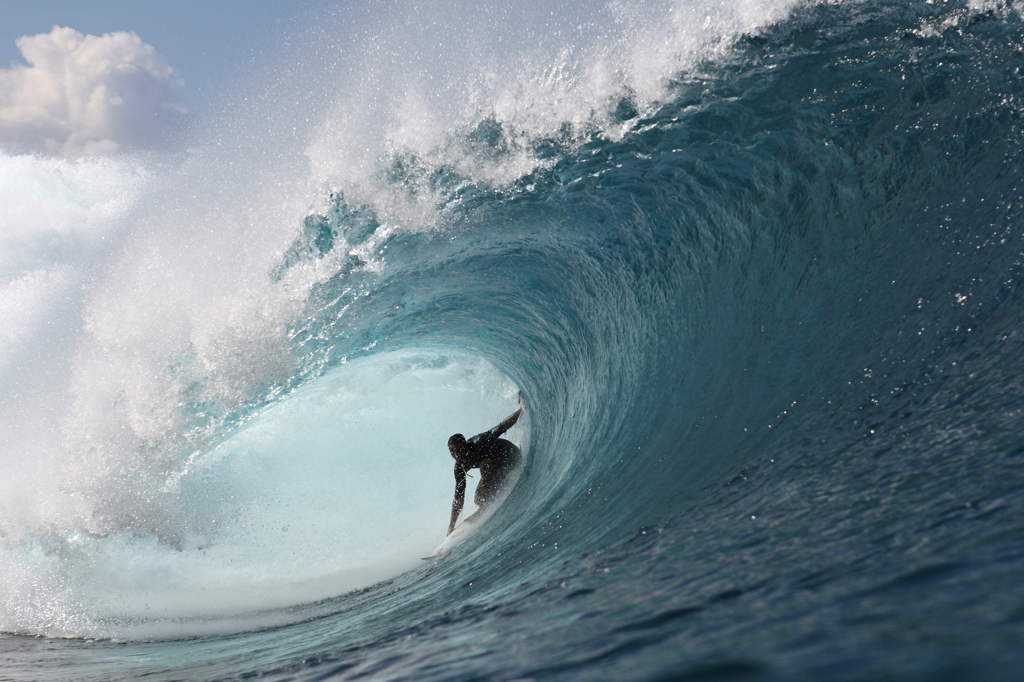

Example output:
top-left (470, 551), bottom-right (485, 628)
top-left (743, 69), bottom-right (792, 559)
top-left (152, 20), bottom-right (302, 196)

top-left (455, 428), bottom-right (522, 508)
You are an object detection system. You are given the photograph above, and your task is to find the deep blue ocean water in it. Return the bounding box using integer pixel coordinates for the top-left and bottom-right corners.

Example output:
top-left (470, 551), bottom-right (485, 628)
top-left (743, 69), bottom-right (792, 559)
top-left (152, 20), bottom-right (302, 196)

top-left (2, 1), bottom-right (1024, 680)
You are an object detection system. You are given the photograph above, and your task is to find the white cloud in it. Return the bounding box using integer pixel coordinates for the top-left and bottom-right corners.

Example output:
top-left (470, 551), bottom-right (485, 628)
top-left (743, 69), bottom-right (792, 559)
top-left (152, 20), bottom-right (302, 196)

top-left (0, 26), bottom-right (185, 157)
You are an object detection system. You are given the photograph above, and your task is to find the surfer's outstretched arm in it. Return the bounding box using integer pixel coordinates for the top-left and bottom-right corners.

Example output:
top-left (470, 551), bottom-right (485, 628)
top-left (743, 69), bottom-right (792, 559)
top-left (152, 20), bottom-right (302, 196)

top-left (448, 466), bottom-right (467, 535)
top-left (489, 408), bottom-right (523, 439)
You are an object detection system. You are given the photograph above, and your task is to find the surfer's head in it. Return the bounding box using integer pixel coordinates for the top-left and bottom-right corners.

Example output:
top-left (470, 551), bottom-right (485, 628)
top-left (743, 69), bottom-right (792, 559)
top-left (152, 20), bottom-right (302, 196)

top-left (448, 433), bottom-right (467, 458)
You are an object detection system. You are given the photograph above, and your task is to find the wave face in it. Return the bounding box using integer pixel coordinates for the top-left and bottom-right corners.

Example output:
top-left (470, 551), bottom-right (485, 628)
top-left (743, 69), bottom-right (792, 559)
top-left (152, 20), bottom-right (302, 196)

top-left (3, 0), bottom-right (1024, 679)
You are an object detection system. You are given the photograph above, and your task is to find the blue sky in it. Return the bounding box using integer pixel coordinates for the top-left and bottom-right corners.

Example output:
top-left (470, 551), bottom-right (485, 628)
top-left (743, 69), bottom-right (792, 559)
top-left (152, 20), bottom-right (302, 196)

top-left (0, 0), bottom-right (368, 155)
top-left (0, 0), bottom-right (330, 110)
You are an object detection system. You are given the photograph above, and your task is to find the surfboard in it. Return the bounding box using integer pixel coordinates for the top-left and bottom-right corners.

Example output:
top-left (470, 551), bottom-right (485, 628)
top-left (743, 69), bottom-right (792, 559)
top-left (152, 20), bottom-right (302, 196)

top-left (424, 515), bottom-right (479, 558)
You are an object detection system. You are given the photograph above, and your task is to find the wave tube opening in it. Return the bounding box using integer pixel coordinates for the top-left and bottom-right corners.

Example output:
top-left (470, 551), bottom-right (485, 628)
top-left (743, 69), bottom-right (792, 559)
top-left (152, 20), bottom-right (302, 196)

top-left (0, 350), bottom-right (523, 640)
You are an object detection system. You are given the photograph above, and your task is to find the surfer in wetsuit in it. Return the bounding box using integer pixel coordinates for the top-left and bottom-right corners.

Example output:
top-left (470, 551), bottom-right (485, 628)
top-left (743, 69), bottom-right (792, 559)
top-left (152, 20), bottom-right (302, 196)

top-left (447, 407), bottom-right (523, 535)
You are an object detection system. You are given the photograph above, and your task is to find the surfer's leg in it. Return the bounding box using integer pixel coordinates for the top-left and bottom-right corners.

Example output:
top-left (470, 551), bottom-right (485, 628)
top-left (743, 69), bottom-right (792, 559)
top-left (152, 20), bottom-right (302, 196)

top-left (473, 469), bottom-right (505, 508)
top-left (474, 480), bottom-right (494, 509)
top-left (474, 442), bottom-right (521, 508)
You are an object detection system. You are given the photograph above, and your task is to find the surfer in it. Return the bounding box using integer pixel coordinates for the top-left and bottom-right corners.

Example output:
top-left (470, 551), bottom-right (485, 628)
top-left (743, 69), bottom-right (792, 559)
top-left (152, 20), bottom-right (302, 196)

top-left (447, 406), bottom-right (523, 535)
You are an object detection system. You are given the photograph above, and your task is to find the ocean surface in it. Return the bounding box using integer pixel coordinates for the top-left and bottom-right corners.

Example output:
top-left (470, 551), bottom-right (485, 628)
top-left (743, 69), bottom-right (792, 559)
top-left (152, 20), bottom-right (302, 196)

top-left (2, 0), bottom-right (1024, 679)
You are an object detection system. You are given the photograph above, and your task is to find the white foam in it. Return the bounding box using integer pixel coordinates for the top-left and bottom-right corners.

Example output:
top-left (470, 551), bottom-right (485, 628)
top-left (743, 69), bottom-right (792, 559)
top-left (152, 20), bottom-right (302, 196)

top-left (0, 144), bottom-right (336, 637)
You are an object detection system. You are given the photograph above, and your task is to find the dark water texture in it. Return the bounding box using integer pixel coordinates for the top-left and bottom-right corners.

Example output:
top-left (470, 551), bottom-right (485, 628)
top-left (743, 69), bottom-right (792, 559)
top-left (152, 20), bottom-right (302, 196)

top-left (5, 1), bottom-right (1024, 679)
